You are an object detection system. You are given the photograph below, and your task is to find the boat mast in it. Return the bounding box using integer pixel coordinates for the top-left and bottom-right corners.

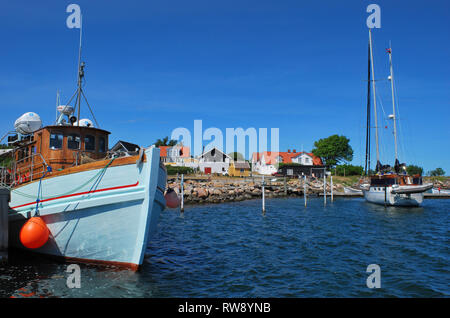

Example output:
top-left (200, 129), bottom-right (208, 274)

top-left (76, 14), bottom-right (83, 126)
top-left (368, 29), bottom-right (381, 172)
top-left (365, 38), bottom-right (371, 176)
top-left (387, 45), bottom-right (399, 167)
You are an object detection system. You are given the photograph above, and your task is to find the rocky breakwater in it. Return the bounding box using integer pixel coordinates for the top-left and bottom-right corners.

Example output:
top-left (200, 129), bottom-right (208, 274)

top-left (166, 177), bottom-right (342, 205)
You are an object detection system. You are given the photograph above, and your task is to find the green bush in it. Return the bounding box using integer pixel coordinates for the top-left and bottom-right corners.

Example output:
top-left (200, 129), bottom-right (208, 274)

top-left (333, 164), bottom-right (363, 176)
top-left (166, 165), bottom-right (194, 175)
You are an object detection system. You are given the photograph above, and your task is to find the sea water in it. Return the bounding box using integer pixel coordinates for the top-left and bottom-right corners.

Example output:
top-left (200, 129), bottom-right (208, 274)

top-left (1, 197), bottom-right (448, 297)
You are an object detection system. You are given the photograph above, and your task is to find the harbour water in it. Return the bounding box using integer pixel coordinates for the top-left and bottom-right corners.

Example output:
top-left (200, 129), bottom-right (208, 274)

top-left (1, 197), bottom-right (448, 298)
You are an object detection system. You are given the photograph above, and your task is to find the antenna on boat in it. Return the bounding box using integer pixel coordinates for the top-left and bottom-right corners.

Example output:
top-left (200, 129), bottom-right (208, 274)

top-left (56, 89), bottom-right (60, 121)
top-left (368, 29), bottom-right (381, 173)
top-left (66, 12), bottom-right (100, 128)
top-left (387, 42), bottom-right (400, 171)
top-left (75, 14), bottom-right (83, 127)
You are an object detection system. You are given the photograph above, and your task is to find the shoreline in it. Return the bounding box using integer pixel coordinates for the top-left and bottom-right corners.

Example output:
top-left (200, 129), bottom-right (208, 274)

top-left (167, 175), bottom-right (450, 205)
top-left (166, 175), bottom-right (450, 206)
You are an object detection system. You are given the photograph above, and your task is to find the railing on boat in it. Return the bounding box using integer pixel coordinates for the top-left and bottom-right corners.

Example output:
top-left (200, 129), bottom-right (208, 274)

top-left (0, 153), bottom-right (49, 187)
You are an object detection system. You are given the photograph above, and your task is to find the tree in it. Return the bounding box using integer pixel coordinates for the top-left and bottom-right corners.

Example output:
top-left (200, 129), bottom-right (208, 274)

top-left (154, 136), bottom-right (177, 147)
top-left (228, 152), bottom-right (244, 161)
top-left (429, 168), bottom-right (445, 177)
top-left (312, 135), bottom-right (353, 169)
top-left (406, 165), bottom-right (423, 176)
top-left (0, 144), bottom-right (13, 168)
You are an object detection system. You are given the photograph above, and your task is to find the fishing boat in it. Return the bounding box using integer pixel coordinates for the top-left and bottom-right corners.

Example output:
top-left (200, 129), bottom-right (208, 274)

top-left (360, 29), bottom-right (432, 207)
top-left (0, 26), bottom-right (168, 270)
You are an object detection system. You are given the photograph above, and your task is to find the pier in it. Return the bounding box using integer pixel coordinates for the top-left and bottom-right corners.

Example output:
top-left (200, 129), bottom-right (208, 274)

top-left (0, 188), bottom-right (9, 263)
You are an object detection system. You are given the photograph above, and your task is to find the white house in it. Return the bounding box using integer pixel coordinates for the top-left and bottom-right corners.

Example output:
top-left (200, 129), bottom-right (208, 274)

top-left (252, 149), bottom-right (323, 175)
top-left (198, 147), bottom-right (231, 174)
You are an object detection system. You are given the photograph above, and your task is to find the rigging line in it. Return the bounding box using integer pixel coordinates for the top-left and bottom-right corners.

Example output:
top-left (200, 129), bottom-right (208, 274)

top-left (81, 90), bottom-right (100, 128)
top-left (11, 158), bottom-right (115, 200)
top-left (64, 89), bottom-right (78, 108)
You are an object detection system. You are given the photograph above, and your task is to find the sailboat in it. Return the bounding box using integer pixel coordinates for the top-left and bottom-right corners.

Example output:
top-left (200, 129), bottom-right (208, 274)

top-left (360, 29), bottom-right (432, 207)
top-left (0, 20), bottom-right (167, 270)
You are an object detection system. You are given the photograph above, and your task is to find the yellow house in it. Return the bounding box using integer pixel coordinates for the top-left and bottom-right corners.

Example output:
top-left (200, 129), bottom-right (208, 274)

top-left (228, 161), bottom-right (251, 177)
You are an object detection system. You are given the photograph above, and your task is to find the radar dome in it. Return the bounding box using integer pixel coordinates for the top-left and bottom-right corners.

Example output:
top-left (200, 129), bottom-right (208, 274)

top-left (57, 105), bottom-right (74, 116)
top-left (75, 118), bottom-right (94, 128)
top-left (14, 112), bottom-right (42, 135)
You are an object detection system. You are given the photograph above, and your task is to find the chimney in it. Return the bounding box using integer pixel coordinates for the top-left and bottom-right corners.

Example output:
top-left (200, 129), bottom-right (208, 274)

top-left (288, 149), bottom-right (291, 153)
top-left (293, 149), bottom-right (296, 153)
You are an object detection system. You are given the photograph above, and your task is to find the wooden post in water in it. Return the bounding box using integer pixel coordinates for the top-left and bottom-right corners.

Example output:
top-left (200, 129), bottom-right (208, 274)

top-left (262, 175), bottom-right (266, 214)
top-left (323, 172), bottom-right (326, 206)
top-left (303, 174), bottom-right (307, 207)
top-left (331, 175), bottom-right (334, 202)
top-left (0, 187), bottom-right (9, 263)
top-left (180, 174), bottom-right (184, 213)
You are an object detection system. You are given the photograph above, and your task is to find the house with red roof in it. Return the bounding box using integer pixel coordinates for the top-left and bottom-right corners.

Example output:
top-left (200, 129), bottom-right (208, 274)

top-left (158, 144), bottom-right (190, 165)
top-left (251, 149), bottom-right (323, 175)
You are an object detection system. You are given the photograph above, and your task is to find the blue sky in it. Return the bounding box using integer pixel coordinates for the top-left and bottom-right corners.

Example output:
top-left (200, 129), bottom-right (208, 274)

top-left (0, 0), bottom-right (449, 173)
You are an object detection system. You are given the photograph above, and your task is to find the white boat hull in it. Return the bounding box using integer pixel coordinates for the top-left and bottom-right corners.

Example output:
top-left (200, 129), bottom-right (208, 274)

top-left (8, 147), bottom-right (166, 270)
top-left (363, 186), bottom-right (424, 207)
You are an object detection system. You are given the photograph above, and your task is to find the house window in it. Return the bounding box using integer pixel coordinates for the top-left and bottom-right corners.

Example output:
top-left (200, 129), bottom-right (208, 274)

top-left (99, 136), bottom-right (106, 153)
top-left (84, 135), bottom-right (96, 151)
top-left (50, 132), bottom-right (63, 149)
top-left (67, 134), bottom-right (81, 150)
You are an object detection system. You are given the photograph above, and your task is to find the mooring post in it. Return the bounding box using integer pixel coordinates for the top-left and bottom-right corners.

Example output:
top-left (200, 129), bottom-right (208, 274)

top-left (331, 175), bottom-right (334, 202)
top-left (180, 174), bottom-right (184, 213)
top-left (303, 175), bottom-right (307, 207)
top-left (262, 175), bottom-right (266, 214)
top-left (0, 187), bottom-right (10, 263)
top-left (323, 172), bottom-right (326, 206)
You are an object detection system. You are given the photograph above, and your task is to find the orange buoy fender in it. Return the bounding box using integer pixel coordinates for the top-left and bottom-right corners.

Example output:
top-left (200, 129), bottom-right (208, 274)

top-left (165, 188), bottom-right (180, 208)
top-left (20, 217), bottom-right (49, 249)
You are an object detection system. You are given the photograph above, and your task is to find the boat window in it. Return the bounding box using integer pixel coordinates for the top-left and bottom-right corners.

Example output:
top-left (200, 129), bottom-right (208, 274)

top-left (24, 147), bottom-right (29, 161)
top-left (50, 132), bottom-right (63, 149)
top-left (67, 134), bottom-right (81, 150)
top-left (99, 136), bottom-right (106, 153)
top-left (84, 135), bottom-right (96, 151)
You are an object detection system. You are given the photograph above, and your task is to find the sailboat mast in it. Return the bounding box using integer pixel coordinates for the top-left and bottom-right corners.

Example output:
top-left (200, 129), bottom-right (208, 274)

top-left (76, 14), bottom-right (83, 126)
top-left (368, 29), bottom-right (381, 171)
top-left (365, 39), bottom-right (371, 176)
top-left (387, 46), bottom-right (398, 163)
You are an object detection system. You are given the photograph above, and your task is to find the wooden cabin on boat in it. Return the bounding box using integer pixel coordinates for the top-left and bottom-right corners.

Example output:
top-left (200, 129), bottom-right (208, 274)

top-left (369, 174), bottom-right (423, 187)
top-left (7, 125), bottom-right (110, 186)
